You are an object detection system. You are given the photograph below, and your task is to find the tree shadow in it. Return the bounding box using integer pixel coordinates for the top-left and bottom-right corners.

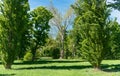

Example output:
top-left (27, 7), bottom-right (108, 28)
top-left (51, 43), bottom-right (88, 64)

top-left (15, 62), bottom-right (120, 72)
top-left (2, 60), bottom-right (120, 72)
top-left (15, 65), bottom-right (92, 70)
top-left (0, 74), bottom-right (15, 76)
top-left (102, 64), bottom-right (120, 72)
top-left (13, 60), bottom-right (83, 65)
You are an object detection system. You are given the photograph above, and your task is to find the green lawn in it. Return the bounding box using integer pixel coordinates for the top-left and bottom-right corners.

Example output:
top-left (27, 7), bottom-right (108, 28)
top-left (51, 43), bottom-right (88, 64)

top-left (0, 59), bottom-right (120, 76)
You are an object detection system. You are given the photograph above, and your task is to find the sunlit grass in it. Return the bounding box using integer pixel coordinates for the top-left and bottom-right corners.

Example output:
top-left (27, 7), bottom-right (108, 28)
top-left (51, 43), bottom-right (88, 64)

top-left (0, 59), bottom-right (120, 76)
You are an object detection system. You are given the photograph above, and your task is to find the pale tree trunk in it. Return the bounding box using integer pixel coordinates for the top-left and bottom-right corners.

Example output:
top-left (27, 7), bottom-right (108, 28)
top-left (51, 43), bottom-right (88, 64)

top-left (60, 50), bottom-right (64, 59)
top-left (60, 34), bottom-right (64, 59)
top-left (72, 44), bottom-right (76, 58)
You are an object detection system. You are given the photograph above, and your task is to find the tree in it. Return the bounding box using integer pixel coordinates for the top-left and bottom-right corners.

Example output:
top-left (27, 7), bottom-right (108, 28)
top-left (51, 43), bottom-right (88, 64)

top-left (66, 30), bottom-right (81, 58)
top-left (29, 6), bottom-right (53, 61)
top-left (72, 0), bottom-right (112, 69)
top-left (42, 37), bottom-right (60, 59)
top-left (49, 2), bottom-right (73, 59)
top-left (109, 20), bottom-right (120, 59)
top-left (105, 0), bottom-right (120, 59)
top-left (0, 0), bottom-right (30, 69)
top-left (108, 0), bottom-right (120, 11)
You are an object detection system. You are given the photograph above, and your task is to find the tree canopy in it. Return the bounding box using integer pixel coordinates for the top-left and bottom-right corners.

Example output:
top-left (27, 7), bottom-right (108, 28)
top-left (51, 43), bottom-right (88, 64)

top-left (29, 6), bottom-right (53, 61)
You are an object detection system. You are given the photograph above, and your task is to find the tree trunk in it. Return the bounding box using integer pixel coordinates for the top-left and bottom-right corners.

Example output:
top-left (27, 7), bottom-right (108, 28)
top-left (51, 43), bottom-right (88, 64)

top-left (72, 44), bottom-right (76, 58)
top-left (4, 64), bottom-right (12, 69)
top-left (72, 51), bottom-right (75, 59)
top-left (93, 63), bottom-right (101, 70)
top-left (3, 30), bottom-right (13, 69)
top-left (60, 39), bottom-right (64, 59)
top-left (94, 66), bottom-right (100, 70)
top-left (32, 50), bottom-right (36, 61)
top-left (60, 50), bottom-right (64, 59)
top-left (60, 34), bottom-right (64, 59)
top-left (31, 45), bottom-right (37, 61)
top-left (65, 50), bottom-right (69, 59)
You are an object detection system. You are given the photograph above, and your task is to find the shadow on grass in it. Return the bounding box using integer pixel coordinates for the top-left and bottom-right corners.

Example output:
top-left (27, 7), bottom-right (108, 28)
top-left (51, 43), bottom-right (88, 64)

top-left (102, 64), bottom-right (120, 72)
top-left (14, 61), bottom-right (120, 72)
top-left (13, 60), bottom-right (83, 65)
top-left (15, 65), bottom-right (92, 70)
top-left (0, 74), bottom-right (15, 76)
top-left (2, 60), bottom-right (120, 72)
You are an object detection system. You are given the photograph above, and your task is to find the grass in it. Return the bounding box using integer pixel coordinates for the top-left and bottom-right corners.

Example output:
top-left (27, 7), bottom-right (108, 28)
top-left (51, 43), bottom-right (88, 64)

top-left (0, 59), bottom-right (120, 76)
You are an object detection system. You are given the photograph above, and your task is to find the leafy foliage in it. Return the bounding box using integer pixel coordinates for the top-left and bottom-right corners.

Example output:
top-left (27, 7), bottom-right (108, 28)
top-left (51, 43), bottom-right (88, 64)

top-left (108, 0), bottom-right (120, 11)
top-left (72, 0), bottom-right (114, 69)
top-left (29, 6), bottom-right (53, 61)
top-left (23, 51), bottom-right (33, 61)
top-left (0, 0), bottom-right (30, 69)
top-left (42, 38), bottom-right (60, 59)
top-left (108, 20), bottom-right (120, 59)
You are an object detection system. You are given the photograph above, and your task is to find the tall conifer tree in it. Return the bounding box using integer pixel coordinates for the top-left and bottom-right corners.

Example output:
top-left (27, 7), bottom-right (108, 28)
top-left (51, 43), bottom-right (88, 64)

top-left (0, 0), bottom-right (30, 69)
top-left (72, 0), bottom-right (111, 69)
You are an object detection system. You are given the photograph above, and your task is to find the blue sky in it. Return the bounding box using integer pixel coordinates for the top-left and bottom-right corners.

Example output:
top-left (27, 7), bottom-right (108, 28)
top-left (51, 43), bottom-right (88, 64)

top-left (29, 0), bottom-right (120, 23)
top-left (29, 0), bottom-right (120, 38)
top-left (29, 0), bottom-right (75, 37)
top-left (29, 0), bottom-right (74, 12)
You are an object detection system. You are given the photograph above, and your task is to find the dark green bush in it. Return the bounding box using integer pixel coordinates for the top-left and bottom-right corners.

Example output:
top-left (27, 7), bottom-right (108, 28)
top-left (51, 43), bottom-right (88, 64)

top-left (52, 48), bottom-right (60, 59)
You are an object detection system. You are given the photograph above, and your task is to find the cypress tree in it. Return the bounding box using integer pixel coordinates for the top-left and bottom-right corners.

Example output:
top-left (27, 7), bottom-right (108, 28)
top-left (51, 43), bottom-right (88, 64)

top-left (72, 0), bottom-right (111, 69)
top-left (0, 0), bottom-right (29, 69)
